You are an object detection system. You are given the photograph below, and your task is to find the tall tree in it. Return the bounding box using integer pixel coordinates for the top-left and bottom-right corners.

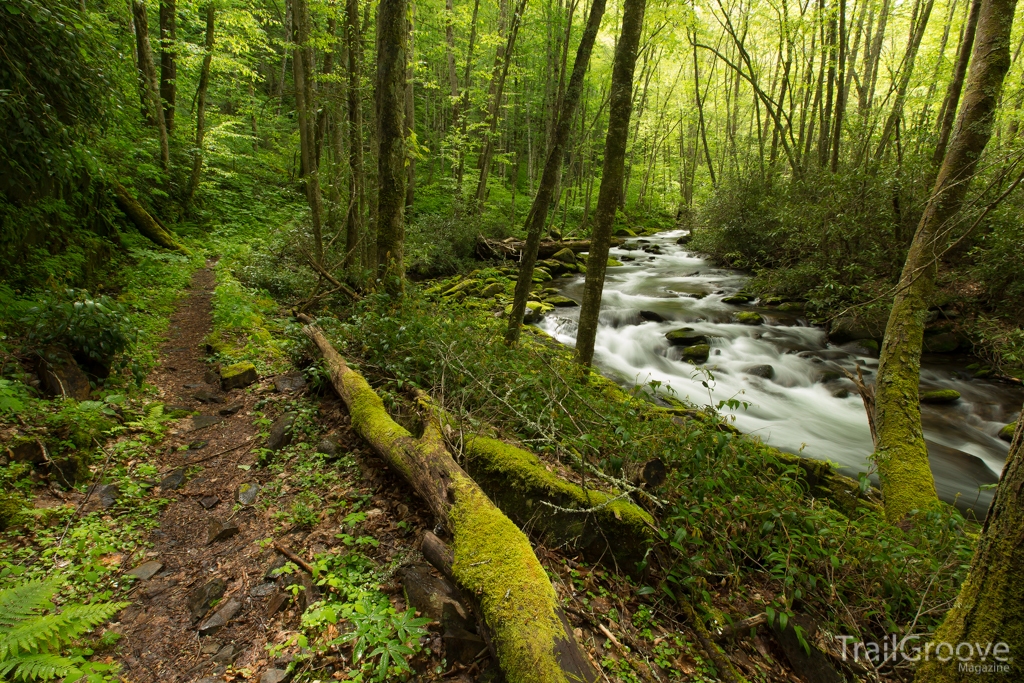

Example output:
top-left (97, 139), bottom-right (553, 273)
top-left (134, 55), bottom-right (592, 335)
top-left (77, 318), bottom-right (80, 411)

top-left (345, 0), bottom-right (367, 269)
top-left (159, 0), bottom-right (176, 131)
top-left (405, 4), bottom-right (416, 211)
top-left (131, 0), bottom-right (170, 170)
top-left (187, 3), bottom-right (215, 203)
top-left (292, 0), bottom-right (325, 265)
top-left (933, 0), bottom-right (982, 165)
top-left (574, 0), bottom-right (647, 367)
top-left (505, 0), bottom-right (607, 344)
top-left (872, 0), bottom-right (1016, 522)
top-left (376, 0), bottom-right (408, 290)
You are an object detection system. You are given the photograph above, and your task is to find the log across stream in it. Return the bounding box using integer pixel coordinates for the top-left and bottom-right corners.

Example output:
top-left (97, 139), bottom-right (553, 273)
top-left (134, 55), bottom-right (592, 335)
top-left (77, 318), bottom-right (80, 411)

top-left (535, 229), bottom-right (1024, 516)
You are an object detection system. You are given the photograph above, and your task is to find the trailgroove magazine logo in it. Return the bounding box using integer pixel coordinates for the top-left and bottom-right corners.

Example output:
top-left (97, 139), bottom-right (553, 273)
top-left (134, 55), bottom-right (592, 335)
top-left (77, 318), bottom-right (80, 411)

top-left (838, 635), bottom-right (1011, 673)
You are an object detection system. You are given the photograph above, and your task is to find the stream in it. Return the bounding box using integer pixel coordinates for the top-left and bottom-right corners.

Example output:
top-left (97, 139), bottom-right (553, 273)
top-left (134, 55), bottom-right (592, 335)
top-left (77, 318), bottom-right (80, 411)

top-left (536, 229), bottom-right (1024, 517)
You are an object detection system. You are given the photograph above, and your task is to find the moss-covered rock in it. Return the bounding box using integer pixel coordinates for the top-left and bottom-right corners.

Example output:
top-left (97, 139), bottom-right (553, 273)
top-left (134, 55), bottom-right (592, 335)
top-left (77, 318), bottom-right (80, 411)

top-left (607, 258), bottom-right (623, 267)
top-left (504, 301), bottom-right (548, 324)
top-left (665, 328), bottom-right (706, 347)
top-left (614, 227), bottom-right (637, 237)
top-left (920, 389), bottom-right (961, 404)
top-left (923, 332), bottom-right (959, 353)
top-left (531, 268), bottom-right (552, 283)
top-left (442, 279), bottom-right (480, 297)
top-left (736, 311), bottom-right (763, 325)
top-left (220, 361), bottom-right (258, 390)
top-left (777, 301), bottom-right (805, 312)
top-left (550, 248), bottom-right (576, 264)
top-left (999, 422), bottom-right (1017, 442)
top-left (546, 295), bottom-right (578, 307)
top-left (478, 282), bottom-right (504, 298)
top-left (722, 294), bottom-right (751, 304)
top-left (0, 492), bottom-right (25, 531)
top-left (681, 344), bottom-right (711, 363)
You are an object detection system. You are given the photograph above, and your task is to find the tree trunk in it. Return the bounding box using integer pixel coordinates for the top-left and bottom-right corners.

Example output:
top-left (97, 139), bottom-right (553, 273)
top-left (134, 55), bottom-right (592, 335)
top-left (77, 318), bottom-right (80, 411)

top-left (475, 0), bottom-right (528, 213)
top-left (300, 319), bottom-right (598, 683)
top-left (131, 1), bottom-right (170, 170)
top-left (187, 3), bottom-right (215, 203)
top-left (873, 0), bottom-right (1015, 522)
top-left (444, 0), bottom-right (459, 130)
top-left (574, 0), bottom-right (646, 368)
top-left (692, 33), bottom-right (716, 186)
top-left (292, 0), bottom-right (325, 265)
top-left (933, 0), bottom-right (982, 165)
top-left (505, 0), bottom-right (606, 344)
top-left (405, 5), bottom-right (416, 212)
top-left (345, 0), bottom-right (366, 269)
top-left (829, 0), bottom-right (846, 172)
top-left (113, 181), bottom-right (189, 254)
top-left (455, 0), bottom-right (481, 195)
top-left (159, 0), bottom-right (176, 132)
top-left (376, 0), bottom-right (408, 291)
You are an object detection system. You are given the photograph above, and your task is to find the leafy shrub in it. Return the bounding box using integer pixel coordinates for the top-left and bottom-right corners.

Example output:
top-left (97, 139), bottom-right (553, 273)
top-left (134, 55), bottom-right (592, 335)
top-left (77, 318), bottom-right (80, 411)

top-left (0, 577), bottom-right (126, 681)
top-left (22, 289), bottom-right (141, 382)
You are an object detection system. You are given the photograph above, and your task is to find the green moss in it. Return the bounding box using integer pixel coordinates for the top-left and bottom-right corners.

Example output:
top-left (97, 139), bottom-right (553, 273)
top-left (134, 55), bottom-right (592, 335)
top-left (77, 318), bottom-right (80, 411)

top-left (735, 311), bottom-right (763, 325)
top-left (606, 258), bottom-right (623, 267)
top-left (0, 492), bottom-right (25, 531)
top-left (999, 422), bottom-right (1017, 442)
top-left (221, 361), bottom-right (256, 379)
top-left (449, 479), bottom-right (569, 683)
top-left (920, 389), bottom-right (961, 404)
top-left (443, 279), bottom-right (480, 297)
top-left (681, 344), bottom-right (711, 363)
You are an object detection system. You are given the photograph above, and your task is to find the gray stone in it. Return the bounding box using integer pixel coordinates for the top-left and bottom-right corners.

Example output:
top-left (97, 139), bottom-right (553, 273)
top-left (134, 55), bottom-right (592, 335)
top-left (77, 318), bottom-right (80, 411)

top-left (274, 372), bottom-right (307, 394)
top-left (260, 669), bottom-right (291, 683)
top-left (126, 560), bottom-right (163, 581)
top-left (267, 413), bottom-right (297, 451)
top-left (315, 437), bottom-right (338, 457)
top-left (190, 415), bottom-right (224, 431)
top-left (197, 678), bottom-right (222, 683)
top-left (234, 482), bottom-right (259, 506)
top-left (188, 578), bottom-right (227, 620)
top-left (198, 598), bottom-right (242, 636)
top-left (200, 640), bottom-right (221, 655)
top-left (160, 469), bottom-right (186, 490)
top-left (204, 369), bottom-right (221, 386)
top-left (87, 484), bottom-right (120, 509)
top-left (199, 495), bottom-right (221, 510)
top-left (207, 518), bottom-right (240, 544)
top-left (212, 644), bottom-right (236, 663)
top-left (745, 364), bottom-right (775, 380)
top-left (194, 390), bottom-right (225, 404)
top-left (264, 555), bottom-right (288, 580)
top-left (639, 310), bottom-right (666, 322)
top-left (219, 402), bottom-right (244, 416)
top-left (250, 582), bottom-right (277, 598)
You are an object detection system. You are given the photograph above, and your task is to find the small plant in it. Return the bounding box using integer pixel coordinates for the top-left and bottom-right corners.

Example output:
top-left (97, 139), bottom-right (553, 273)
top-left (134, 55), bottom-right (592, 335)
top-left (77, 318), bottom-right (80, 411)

top-left (0, 577), bottom-right (126, 681)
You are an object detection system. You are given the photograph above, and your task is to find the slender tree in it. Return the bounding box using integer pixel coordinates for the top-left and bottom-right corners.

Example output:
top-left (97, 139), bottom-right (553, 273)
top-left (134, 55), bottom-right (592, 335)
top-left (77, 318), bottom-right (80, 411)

top-left (872, 0), bottom-right (1016, 522)
top-left (933, 0), bottom-right (982, 165)
top-left (131, 0), bottom-right (170, 170)
top-left (505, 0), bottom-right (607, 344)
top-left (159, 0), bottom-right (176, 131)
top-left (574, 0), bottom-right (647, 367)
top-left (187, 3), bottom-right (215, 203)
top-left (345, 0), bottom-right (366, 269)
top-left (292, 0), bottom-right (325, 264)
top-left (376, 0), bottom-right (408, 291)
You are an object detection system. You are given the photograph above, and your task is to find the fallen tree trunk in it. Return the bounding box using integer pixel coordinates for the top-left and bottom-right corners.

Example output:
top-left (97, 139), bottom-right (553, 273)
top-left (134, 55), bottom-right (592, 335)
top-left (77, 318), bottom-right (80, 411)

top-left (300, 318), bottom-right (598, 683)
top-left (112, 182), bottom-right (191, 255)
top-left (476, 235), bottom-right (617, 261)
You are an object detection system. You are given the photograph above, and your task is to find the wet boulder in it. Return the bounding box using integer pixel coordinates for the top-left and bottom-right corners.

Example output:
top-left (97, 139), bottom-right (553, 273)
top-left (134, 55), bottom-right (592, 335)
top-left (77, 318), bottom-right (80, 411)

top-left (721, 294), bottom-right (752, 304)
top-left (551, 248), bottom-right (576, 264)
top-left (920, 389), bottom-right (961, 404)
top-left (999, 422), bottom-right (1017, 442)
top-left (638, 310), bottom-right (666, 323)
top-left (478, 282), bottom-right (504, 298)
top-left (735, 312), bottom-right (763, 325)
top-left (681, 344), bottom-right (710, 364)
top-left (828, 312), bottom-right (887, 344)
top-left (745, 364), bottom-right (775, 380)
top-left (665, 328), bottom-right (706, 347)
top-left (607, 258), bottom-right (624, 267)
top-left (923, 332), bottom-right (959, 354)
top-left (547, 295), bottom-right (578, 307)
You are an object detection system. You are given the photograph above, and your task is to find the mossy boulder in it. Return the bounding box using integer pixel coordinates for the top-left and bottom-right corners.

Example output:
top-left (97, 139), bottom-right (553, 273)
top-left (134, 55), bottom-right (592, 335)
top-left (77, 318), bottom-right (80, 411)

top-left (665, 328), bottom-right (707, 347)
top-left (920, 389), bottom-right (961, 404)
top-left (550, 248), bottom-right (576, 264)
top-left (613, 227), bottom-right (637, 237)
top-left (504, 301), bottom-right (548, 324)
top-left (442, 279), bottom-right (479, 297)
top-left (532, 268), bottom-right (552, 283)
top-left (736, 311), bottom-right (763, 325)
top-left (923, 332), bottom-right (959, 354)
top-left (777, 302), bottom-right (805, 312)
top-left (722, 294), bottom-right (752, 304)
top-left (676, 234), bottom-right (691, 245)
top-left (607, 258), bottom-right (623, 267)
top-left (478, 282), bottom-right (504, 298)
top-left (681, 344), bottom-right (711, 363)
top-left (999, 422), bottom-right (1017, 442)
top-left (546, 295), bottom-right (578, 307)
top-left (220, 361), bottom-right (258, 390)
top-left (0, 492), bottom-right (25, 531)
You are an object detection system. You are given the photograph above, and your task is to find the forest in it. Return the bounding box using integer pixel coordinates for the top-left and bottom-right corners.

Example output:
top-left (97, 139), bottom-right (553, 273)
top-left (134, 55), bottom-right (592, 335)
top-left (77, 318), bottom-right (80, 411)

top-left (1, 0), bottom-right (1024, 680)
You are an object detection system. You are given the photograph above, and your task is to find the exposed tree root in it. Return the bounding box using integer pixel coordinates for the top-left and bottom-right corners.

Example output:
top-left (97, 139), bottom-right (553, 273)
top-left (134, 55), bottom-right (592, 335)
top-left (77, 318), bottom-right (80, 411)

top-left (300, 317), bottom-right (599, 683)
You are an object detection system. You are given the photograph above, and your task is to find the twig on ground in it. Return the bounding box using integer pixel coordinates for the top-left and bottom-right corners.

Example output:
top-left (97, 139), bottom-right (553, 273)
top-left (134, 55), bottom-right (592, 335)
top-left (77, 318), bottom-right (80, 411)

top-left (273, 541), bottom-right (315, 574)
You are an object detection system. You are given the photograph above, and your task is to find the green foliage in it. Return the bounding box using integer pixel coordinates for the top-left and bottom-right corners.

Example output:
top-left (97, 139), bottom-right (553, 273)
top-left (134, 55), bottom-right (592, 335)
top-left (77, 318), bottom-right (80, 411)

top-left (22, 289), bottom-right (141, 382)
top-left (0, 577), bottom-right (126, 681)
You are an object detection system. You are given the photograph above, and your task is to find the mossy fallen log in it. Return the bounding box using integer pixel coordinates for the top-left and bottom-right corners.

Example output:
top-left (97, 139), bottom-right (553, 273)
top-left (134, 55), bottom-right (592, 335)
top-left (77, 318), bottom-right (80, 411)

top-left (112, 181), bottom-right (191, 255)
top-left (476, 235), bottom-right (621, 261)
top-left (300, 319), bottom-right (598, 683)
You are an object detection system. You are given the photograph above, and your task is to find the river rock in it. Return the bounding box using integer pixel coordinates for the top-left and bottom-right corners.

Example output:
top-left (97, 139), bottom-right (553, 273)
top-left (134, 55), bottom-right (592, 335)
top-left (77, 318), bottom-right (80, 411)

top-left (235, 482), bottom-right (259, 506)
top-left (160, 469), bottom-right (186, 490)
top-left (722, 294), bottom-right (752, 304)
top-left (188, 578), bottom-right (227, 620)
top-left (920, 389), bottom-right (961, 404)
top-left (923, 332), bottom-right (959, 354)
top-left (745, 364), bottom-right (775, 379)
top-left (777, 301), bottom-right (805, 312)
top-left (614, 227), bottom-right (636, 237)
top-left (607, 258), bottom-right (624, 267)
top-left (198, 598), bottom-right (241, 636)
top-left (676, 234), bottom-right (691, 245)
top-left (999, 422), bottom-right (1017, 442)
top-left (267, 412), bottom-right (296, 451)
top-left (829, 313), bottom-right (886, 344)
top-left (735, 311), bottom-right (763, 325)
top-left (639, 310), bottom-right (666, 322)
top-left (478, 282), bottom-right (504, 298)
top-left (681, 344), bottom-right (710, 363)
top-left (126, 560), bottom-right (164, 581)
top-left (551, 247), bottom-right (576, 264)
top-left (665, 328), bottom-right (706, 346)
top-left (37, 347), bottom-right (91, 401)
top-left (220, 362), bottom-right (258, 390)
top-left (207, 518), bottom-right (240, 544)
top-left (547, 295), bottom-right (578, 307)
top-left (442, 279), bottom-right (479, 297)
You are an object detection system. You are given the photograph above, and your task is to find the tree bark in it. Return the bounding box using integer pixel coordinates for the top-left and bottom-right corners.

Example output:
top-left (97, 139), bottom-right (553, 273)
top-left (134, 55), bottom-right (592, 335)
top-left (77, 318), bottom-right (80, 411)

top-left (131, 1), bottom-right (170, 170)
top-left (159, 0), bottom-right (176, 132)
top-left (345, 0), bottom-right (366, 269)
top-left (933, 0), bottom-right (982, 165)
top-left (376, 0), bottom-right (408, 291)
top-left (873, 0), bottom-right (1015, 522)
top-left (574, 0), bottom-right (647, 368)
top-left (455, 0), bottom-right (482, 195)
top-left (692, 32), bottom-right (716, 186)
top-left (300, 319), bottom-right (598, 683)
top-left (444, 0), bottom-right (459, 130)
top-left (113, 181), bottom-right (189, 254)
top-left (915, 408), bottom-right (1024, 682)
top-left (405, 5), bottom-right (416, 211)
top-left (829, 0), bottom-right (846, 172)
top-left (505, 0), bottom-right (607, 344)
top-left (187, 4), bottom-right (215, 203)
top-left (292, 0), bottom-right (325, 265)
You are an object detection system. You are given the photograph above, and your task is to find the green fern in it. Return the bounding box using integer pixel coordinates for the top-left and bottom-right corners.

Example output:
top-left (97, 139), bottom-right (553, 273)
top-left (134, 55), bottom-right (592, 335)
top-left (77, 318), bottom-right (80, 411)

top-left (0, 578), bottom-right (126, 681)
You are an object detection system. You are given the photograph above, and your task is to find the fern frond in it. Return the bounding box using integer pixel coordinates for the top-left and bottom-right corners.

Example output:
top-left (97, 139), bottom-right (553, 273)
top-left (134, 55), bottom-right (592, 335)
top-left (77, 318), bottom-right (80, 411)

top-left (0, 652), bottom-right (77, 681)
top-left (0, 580), bottom-right (58, 630)
top-left (0, 602), bottom-right (126, 658)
